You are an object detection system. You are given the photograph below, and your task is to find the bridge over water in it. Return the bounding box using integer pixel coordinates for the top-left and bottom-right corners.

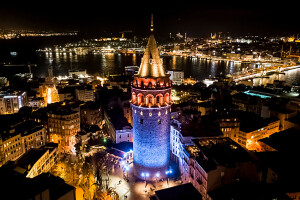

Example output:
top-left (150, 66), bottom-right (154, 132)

top-left (232, 63), bottom-right (300, 82)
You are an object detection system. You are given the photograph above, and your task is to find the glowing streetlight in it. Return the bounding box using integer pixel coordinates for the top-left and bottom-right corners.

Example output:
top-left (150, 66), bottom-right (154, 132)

top-left (123, 165), bottom-right (129, 180)
top-left (155, 172), bottom-right (160, 187)
top-left (141, 172), bottom-right (146, 187)
top-left (165, 169), bottom-right (173, 187)
top-left (141, 172), bottom-right (145, 181)
top-left (141, 172), bottom-right (149, 188)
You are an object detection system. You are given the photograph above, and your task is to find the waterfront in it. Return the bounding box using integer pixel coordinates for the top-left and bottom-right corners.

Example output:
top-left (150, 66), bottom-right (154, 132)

top-left (0, 52), bottom-right (254, 79)
top-left (2, 51), bottom-right (300, 86)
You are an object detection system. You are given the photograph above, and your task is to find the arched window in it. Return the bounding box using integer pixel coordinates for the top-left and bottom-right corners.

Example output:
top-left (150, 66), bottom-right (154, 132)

top-left (141, 95), bottom-right (144, 104)
top-left (148, 82), bottom-right (152, 88)
top-left (132, 92), bottom-right (137, 103)
top-left (137, 94), bottom-right (144, 105)
top-left (164, 93), bottom-right (170, 104)
top-left (156, 94), bottom-right (163, 105)
top-left (146, 95), bottom-right (154, 106)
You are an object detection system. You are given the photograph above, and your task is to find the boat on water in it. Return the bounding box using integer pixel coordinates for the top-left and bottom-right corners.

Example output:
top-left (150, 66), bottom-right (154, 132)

top-left (125, 66), bottom-right (139, 75)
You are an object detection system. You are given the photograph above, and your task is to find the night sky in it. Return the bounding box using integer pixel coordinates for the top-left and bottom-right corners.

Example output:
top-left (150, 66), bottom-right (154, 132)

top-left (1, 1), bottom-right (299, 37)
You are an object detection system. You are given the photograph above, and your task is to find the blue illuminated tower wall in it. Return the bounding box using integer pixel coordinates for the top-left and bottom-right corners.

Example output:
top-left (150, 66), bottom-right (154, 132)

top-left (132, 88), bottom-right (171, 179)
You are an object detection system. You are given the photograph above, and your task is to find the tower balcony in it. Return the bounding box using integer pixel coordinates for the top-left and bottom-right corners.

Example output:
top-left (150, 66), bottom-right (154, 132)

top-left (130, 101), bottom-right (171, 108)
top-left (132, 75), bottom-right (172, 89)
top-left (131, 88), bottom-right (172, 108)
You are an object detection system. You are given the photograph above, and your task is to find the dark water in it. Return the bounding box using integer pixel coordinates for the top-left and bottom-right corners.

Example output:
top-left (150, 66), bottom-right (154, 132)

top-left (1, 45), bottom-right (300, 85)
top-left (6, 52), bottom-right (249, 81)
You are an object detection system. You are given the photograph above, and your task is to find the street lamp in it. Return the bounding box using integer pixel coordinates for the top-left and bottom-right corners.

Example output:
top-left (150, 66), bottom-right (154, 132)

top-left (141, 172), bottom-right (146, 188)
top-left (141, 172), bottom-right (149, 188)
top-left (155, 172), bottom-right (160, 187)
top-left (165, 169), bottom-right (173, 187)
top-left (145, 172), bottom-right (149, 188)
top-left (124, 165), bottom-right (129, 180)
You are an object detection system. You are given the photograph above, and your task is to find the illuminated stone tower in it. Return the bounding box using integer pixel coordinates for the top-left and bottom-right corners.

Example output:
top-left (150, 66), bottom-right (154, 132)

top-left (131, 15), bottom-right (172, 180)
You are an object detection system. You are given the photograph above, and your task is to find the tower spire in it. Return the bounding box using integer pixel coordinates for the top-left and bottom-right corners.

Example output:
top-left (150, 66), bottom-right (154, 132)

top-left (150, 13), bottom-right (154, 32)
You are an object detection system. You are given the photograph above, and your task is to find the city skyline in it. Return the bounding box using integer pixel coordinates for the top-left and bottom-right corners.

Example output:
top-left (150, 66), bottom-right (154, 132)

top-left (1, 2), bottom-right (300, 37)
top-left (2, 4), bottom-right (300, 200)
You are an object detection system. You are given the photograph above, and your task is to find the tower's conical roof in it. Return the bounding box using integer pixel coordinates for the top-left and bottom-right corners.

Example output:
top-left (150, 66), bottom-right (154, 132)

top-left (137, 15), bottom-right (166, 78)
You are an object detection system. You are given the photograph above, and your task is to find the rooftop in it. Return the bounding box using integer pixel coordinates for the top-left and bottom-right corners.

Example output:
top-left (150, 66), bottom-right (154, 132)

top-left (235, 111), bottom-right (278, 133)
top-left (259, 128), bottom-right (300, 152)
top-left (136, 32), bottom-right (166, 78)
top-left (14, 148), bottom-right (48, 170)
top-left (0, 116), bottom-right (44, 141)
top-left (47, 103), bottom-right (79, 116)
top-left (105, 108), bottom-right (131, 130)
top-left (208, 182), bottom-right (291, 200)
top-left (152, 183), bottom-right (202, 200)
top-left (187, 137), bottom-right (253, 172)
top-left (255, 151), bottom-right (300, 193)
top-left (286, 114), bottom-right (300, 126)
top-left (0, 168), bottom-right (75, 200)
top-left (173, 114), bottom-right (223, 138)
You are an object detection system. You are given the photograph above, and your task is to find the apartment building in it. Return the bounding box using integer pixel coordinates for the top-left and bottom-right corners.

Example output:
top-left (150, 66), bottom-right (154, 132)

top-left (48, 108), bottom-right (80, 153)
top-left (0, 117), bottom-right (47, 167)
top-left (0, 91), bottom-right (27, 114)
top-left (14, 143), bottom-right (58, 178)
top-left (181, 137), bottom-right (259, 199)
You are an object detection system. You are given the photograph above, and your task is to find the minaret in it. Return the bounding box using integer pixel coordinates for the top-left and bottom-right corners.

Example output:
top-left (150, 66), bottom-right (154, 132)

top-left (131, 14), bottom-right (172, 180)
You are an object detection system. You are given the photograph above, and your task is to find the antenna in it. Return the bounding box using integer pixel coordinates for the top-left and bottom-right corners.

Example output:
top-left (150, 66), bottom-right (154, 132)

top-left (150, 14), bottom-right (154, 32)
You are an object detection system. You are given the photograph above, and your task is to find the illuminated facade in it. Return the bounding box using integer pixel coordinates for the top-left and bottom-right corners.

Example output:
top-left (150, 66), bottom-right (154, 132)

top-left (14, 144), bottom-right (58, 178)
top-left (38, 84), bottom-right (59, 106)
top-left (38, 65), bottom-right (59, 106)
top-left (0, 91), bottom-right (27, 114)
top-left (132, 16), bottom-right (172, 180)
top-left (48, 110), bottom-right (80, 153)
top-left (0, 122), bottom-right (46, 167)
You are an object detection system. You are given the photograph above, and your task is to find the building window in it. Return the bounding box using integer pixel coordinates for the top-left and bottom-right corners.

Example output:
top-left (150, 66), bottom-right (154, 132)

top-left (140, 119), bottom-right (143, 124)
top-left (158, 119), bottom-right (161, 124)
top-left (221, 171), bottom-right (225, 178)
